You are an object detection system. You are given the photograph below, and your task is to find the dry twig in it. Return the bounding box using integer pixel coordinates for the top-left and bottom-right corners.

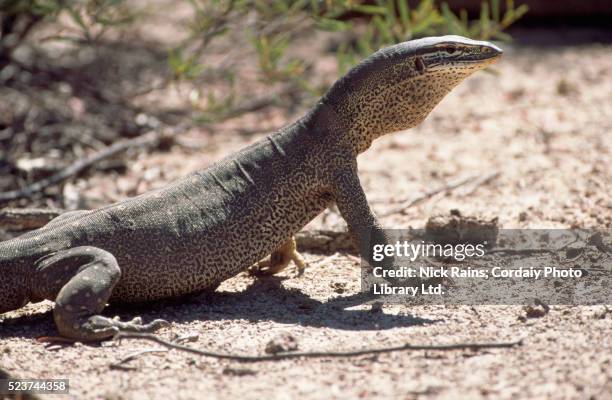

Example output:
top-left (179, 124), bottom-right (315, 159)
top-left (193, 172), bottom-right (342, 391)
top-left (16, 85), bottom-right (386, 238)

top-left (487, 248), bottom-right (556, 255)
top-left (0, 208), bottom-right (64, 230)
top-left (380, 171), bottom-right (500, 217)
top-left (112, 331), bottom-right (523, 364)
top-left (109, 348), bottom-right (169, 371)
top-left (0, 131), bottom-right (163, 203)
top-left (455, 171), bottom-right (500, 196)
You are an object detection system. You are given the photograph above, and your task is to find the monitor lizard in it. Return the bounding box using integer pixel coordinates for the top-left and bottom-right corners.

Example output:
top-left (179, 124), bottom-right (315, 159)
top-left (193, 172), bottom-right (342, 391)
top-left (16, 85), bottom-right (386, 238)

top-left (0, 35), bottom-right (502, 340)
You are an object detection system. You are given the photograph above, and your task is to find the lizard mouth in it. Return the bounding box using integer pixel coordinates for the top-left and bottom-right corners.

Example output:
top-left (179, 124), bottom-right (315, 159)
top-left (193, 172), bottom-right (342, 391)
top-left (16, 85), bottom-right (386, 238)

top-left (425, 44), bottom-right (503, 71)
top-left (460, 44), bottom-right (503, 63)
top-left (457, 42), bottom-right (503, 64)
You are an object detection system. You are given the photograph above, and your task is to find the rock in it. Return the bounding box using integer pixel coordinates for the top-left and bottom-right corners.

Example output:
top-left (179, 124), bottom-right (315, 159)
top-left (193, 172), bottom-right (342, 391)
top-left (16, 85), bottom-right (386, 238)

top-left (523, 298), bottom-right (550, 319)
top-left (264, 332), bottom-right (298, 354)
top-left (425, 209), bottom-right (499, 247)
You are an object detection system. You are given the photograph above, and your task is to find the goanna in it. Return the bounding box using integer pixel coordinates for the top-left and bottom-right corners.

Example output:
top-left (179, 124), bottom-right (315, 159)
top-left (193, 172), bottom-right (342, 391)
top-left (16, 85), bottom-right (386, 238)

top-left (0, 36), bottom-right (502, 340)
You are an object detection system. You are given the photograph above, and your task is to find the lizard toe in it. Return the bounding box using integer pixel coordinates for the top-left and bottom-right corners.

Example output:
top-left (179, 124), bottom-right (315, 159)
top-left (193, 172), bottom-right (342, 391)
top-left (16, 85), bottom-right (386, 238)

top-left (87, 315), bottom-right (169, 334)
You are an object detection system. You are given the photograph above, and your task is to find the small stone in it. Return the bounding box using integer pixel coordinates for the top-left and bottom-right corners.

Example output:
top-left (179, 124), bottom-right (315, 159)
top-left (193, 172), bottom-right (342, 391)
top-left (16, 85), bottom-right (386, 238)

top-left (425, 210), bottom-right (499, 247)
top-left (135, 113), bottom-right (149, 126)
top-left (264, 332), bottom-right (298, 354)
top-left (370, 301), bottom-right (383, 313)
top-left (222, 367), bottom-right (257, 376)
top-left (593, 307), bottom-right (611, 320)
top-left (523, 298), bottom-right (550, 319)
top-left (556, 78), bottom-right (578, 96)
top-left (565, 246), bottom-right (583, 259)
top-left (330, 281), bottom-right (346, 294)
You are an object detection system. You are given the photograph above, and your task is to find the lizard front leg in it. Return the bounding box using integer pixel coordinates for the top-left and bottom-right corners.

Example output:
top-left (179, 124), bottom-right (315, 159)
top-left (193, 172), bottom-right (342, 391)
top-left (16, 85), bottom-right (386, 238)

top-left (249, 237), bottom-right (307, 277)
top-left (331, 161), bottom-right (414, 287)
top-left (32, 246), bottom-right (167, 341)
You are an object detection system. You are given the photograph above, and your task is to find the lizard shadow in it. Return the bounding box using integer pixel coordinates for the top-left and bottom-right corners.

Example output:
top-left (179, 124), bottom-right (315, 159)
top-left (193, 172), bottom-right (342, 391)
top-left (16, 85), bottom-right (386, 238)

top-left (189, 277), bottom-right (439, 330)
top-left (0, 277), bottom-right (439, 340)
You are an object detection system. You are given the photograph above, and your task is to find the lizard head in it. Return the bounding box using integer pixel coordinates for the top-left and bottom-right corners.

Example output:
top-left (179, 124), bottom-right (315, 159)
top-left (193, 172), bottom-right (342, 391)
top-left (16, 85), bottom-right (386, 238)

top-left (321, 35), bottom-right (502, 153)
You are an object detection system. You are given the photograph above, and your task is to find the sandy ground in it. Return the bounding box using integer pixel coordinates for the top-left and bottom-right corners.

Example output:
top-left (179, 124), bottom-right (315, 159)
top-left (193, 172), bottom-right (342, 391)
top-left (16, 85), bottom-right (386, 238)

top-left (1, 28), bottom-right (611, 400)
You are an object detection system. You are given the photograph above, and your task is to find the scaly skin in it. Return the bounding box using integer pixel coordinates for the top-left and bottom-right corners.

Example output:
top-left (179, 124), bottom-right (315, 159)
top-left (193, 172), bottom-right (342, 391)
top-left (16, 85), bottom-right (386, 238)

top-left (0, 35), bottom-right (502, 340)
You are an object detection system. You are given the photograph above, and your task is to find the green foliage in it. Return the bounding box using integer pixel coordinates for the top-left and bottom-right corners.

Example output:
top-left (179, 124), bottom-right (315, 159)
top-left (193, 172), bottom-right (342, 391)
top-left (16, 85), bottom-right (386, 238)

top-left (0, 0), bottom-right (137, 48)
top-left (170, 0), bottom-right (527, 119)
top-left (321, 0), bottom-right (529, 74)
top-left (0, 0), bottom-right (61, 59)
top-left (62, 0), bottom-right (138, 41)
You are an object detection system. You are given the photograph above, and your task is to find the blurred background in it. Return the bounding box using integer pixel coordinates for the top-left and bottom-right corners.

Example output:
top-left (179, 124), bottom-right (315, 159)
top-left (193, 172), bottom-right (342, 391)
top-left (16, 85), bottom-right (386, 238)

top-left (0, 0), bottom-right (610, 219)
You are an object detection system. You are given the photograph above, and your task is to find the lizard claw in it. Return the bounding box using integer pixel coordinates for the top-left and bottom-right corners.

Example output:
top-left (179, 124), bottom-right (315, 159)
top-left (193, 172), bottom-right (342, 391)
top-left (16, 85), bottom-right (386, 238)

top-left (88, 315), bottom-right (169, 334)
top-left (249, 237), bottom-right (308, 278)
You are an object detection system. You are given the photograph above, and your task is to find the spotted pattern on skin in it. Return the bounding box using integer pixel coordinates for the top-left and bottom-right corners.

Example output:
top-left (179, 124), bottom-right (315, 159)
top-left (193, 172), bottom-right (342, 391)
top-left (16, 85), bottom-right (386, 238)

top-left (0, 35), bottom-right (500, 339)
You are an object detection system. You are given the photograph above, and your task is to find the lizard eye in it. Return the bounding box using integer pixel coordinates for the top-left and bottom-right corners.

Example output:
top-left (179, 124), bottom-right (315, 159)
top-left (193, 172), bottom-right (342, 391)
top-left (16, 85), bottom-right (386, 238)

top-left (445, 46), bottom-right (456, 54)
top-left (414, 57), bottom-right (425, 73)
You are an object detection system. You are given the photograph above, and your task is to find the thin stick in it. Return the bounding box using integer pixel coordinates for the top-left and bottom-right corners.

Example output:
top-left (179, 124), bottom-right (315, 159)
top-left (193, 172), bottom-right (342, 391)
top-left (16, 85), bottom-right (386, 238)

top-left (0, 208), bottom-right (64, 230)
top-left (379, 171), bottom-right (500, 217)
top-left (487, 248), bottom-right (555, 255)
top-left (295, 229), bottom-right (355, 253)
top-left (0, 131), bottom-right (162, 203)
top-left (109, 348), bottom-right (168, 370)
top-left (380, 174), bottom-right (478, 217)
top-left (113, 332), bottom-right (523, 363)
top-left (455, 171), bottom-right (500, 196)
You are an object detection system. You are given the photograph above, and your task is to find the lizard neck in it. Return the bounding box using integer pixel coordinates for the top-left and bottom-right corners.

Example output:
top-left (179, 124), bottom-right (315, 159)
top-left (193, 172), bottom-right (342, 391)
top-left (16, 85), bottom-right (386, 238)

top-left (319, 69), bottom-right (448, 156)
top-left (293, 101), bottom-right (357, 156)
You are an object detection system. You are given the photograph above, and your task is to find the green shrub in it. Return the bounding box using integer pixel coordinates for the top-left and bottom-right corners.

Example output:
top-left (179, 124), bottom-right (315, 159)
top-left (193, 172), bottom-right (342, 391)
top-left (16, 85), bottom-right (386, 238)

top-left (0, 0), bottom-right (136, 57)
top-left (174, 0), bottom-right (527, 121)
